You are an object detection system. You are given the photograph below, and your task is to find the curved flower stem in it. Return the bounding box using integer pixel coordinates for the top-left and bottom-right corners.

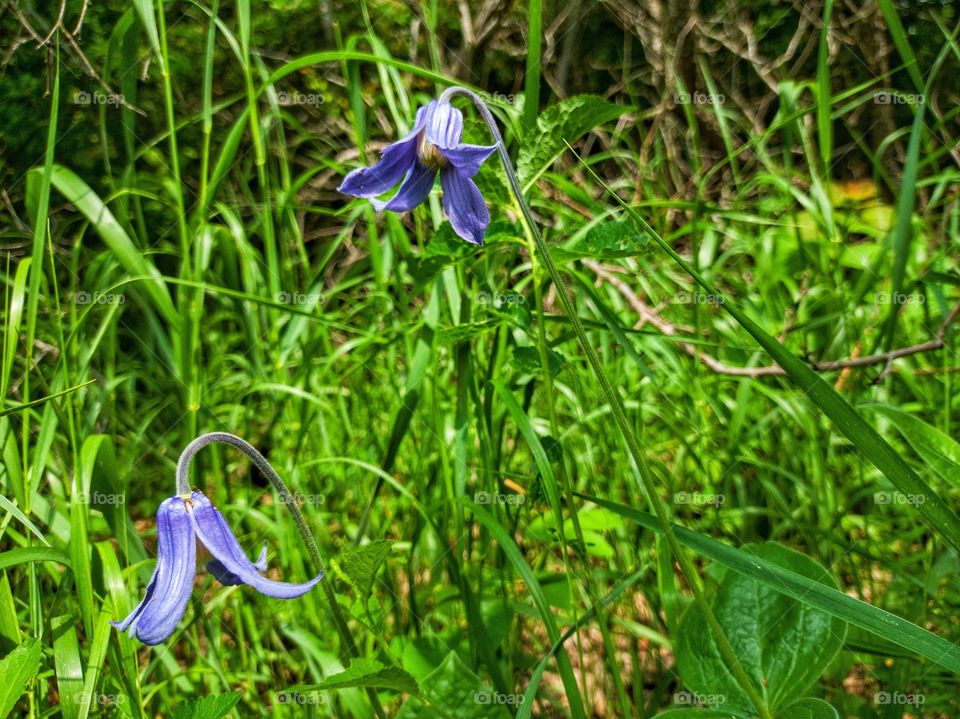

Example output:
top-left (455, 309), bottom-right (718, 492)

top-left (176, 432), bottom-right (386, 719)
top-left (438, 87), bottom-right (773, 719)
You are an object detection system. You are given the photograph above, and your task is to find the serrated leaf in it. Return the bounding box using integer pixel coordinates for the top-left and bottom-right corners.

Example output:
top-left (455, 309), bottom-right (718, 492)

top-left (517, 95), bottom-right (628, 187)
top-left (396, 651), bottom-right (511, 718)
top-left (551, 219), bottom-right (649, 262)
top-left (676, 543), bottom-right (846, 715)
top-left (340, 540), bottom-right (392, 596)
top-left (292, 657), bottom-right (418, 694)
top-left (169, 692), bottom-right (241, 719)
top-left (0, 638), bottom-right (42, 719)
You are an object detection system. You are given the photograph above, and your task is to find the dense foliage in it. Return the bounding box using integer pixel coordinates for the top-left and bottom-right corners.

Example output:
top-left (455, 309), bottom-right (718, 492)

top-left (1, 0), bottom-right (960, 717)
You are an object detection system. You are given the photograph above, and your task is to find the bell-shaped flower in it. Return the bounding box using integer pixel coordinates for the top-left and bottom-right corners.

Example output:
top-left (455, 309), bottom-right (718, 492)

top-left (339, 100), bottom-right (498, 245)
top-left (111, 490), bottom-right (322, 645)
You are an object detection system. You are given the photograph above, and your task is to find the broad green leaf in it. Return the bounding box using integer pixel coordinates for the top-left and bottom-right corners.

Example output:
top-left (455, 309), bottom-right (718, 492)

top-left (517, 95), bottom-right (628, 188)
top-left (0, 638), bottom-right (42, 719)
top-left (779, 698), bottom-right (839, 719)
top-left (677, 543), bottom-right (846, 714)
top-left (866, 404), bottom-right (960, 484)
top-left (396, 651), bottom-right (511, 719)
top-left (291, 657), bottom-right (418, 695)
top-left (170, 692), bottom-right (241, 719)
top-left (578, 492), bottom-right (960, 672)
top-left (339, 540), bottom-right (393, 596)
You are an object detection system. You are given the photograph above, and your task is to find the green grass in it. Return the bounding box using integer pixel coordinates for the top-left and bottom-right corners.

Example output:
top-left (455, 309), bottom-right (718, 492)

top-left (2, 1), bottom-right (960, 718)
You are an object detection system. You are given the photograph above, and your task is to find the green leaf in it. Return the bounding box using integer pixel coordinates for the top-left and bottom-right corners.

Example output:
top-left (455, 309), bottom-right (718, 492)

top-left (0, 547), bottom-right (71, 571)
top-left (577, 492), bottom-right (960, 672)
top-left (677, 543), bottom-right (846, 714)
top-left (551, 218), bottom-right (649, 262)
top-left (0, 638), bottom-right (42, 719)
top-left (517, 95), bottom-right (628, 188)
top-left (291, 657), bottom-right (418, 694)
top-left (339, 540), bottom-right (393, 597)
top-left (170, 692), bottom-right (241, 719)
top-left (580, 163), bottom-right (960, 556)
top-left (511, 346), bottom-right (565, 377)
top-left (865, 404), bottom-right (960, 484)
top-left (779, 698), bottom-right (839, 719)
top-left (40, 164), bottom-right (178, 325)
top-left (653, 710), bottom-right (751, 719)
top-left (396, 651), bottom-right (511, 718)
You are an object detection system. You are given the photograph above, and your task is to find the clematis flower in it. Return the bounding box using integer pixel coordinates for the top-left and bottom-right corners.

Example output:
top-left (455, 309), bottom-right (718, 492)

top-left (339, 100), bottom-right (498, 245)
top-left (111, 490), bottom-right (322, 645)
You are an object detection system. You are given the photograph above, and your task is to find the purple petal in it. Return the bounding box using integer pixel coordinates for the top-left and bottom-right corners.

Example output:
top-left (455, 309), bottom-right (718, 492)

top-left (111, 495), bottom-right (197, 645)
top-left (426, 103), bottom-right (463, 149)
top-left (372, 162), bottom-right (437, 212)
top-left (208, 544), bottom-right (268, 586)
top-left (440, 169), bottom-right (489, 245)
top-left (189, 491), bottom-right (322, 599)
top-left (338, 105), bottom-right (430, 199)
top-left (440, 144), bottom-right (498, 178)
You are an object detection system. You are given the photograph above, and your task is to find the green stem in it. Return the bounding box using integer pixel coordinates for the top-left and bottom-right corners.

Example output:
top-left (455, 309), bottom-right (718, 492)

top-left (437, 87), bottom-right (773, 719)
top-left (175, 432), bottom-right (387, 719)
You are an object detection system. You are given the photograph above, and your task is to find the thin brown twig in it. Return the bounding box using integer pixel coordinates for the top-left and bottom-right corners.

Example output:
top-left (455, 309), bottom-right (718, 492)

top-left (587, 260), bottom-right (960, 379)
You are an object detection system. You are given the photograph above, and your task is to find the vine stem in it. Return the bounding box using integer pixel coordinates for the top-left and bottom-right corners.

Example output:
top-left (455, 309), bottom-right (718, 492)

top-left (438, 87), bottom-right (772, 719)
top-left (175, 432), bottom-right (387, 719)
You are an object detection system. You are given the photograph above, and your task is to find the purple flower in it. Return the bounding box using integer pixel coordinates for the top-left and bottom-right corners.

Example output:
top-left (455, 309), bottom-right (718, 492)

top-left (111, 490), bottom-right (322, 645)
top-left (339, 101), bottom-right (498, 245)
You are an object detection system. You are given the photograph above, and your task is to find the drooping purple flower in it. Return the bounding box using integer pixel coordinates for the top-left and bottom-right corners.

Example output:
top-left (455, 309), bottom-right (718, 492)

top-left (111, 490), bottom-right (322, 645)
top-left (339, 101), bottom-right (498, 246)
